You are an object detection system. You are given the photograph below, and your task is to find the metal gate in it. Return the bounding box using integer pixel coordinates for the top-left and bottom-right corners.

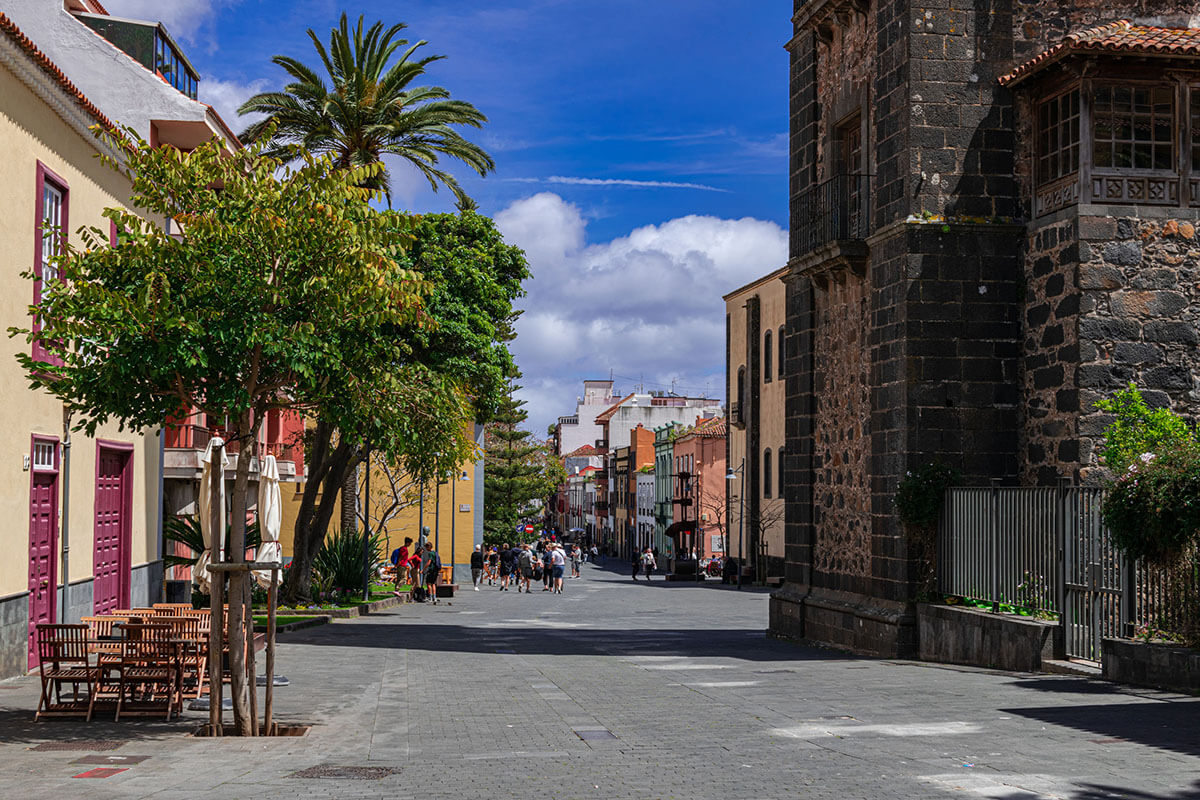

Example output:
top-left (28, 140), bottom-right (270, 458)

top-left (1062, 488), bottom-right (1126, 662)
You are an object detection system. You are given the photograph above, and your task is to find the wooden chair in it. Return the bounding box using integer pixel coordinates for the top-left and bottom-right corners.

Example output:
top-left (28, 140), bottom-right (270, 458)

top-left (154, 616), bottom-right (207, 698)
top-left (34, 624), bottom-right (97, 721)
top-left (91, 624), bottom-right (181, 721)
top-left (82, 615), bottom-right (130, 655)
top-left (153, 603), bottom-right (192, 613)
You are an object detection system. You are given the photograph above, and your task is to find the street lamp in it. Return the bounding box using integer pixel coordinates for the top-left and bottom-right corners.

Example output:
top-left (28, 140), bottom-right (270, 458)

top-left (725, 459), bottom-right (745, 590)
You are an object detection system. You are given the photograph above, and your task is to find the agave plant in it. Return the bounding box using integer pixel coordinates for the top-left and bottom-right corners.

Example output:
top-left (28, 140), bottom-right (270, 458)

top-left (164, 514), bottom-right (262, 571)
top-left (312, 527), bottom-right (387, 593)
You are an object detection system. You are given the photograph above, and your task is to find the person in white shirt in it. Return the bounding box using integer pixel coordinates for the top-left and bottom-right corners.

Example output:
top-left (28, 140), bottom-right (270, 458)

top-left (549, 543), bottom-right (567, 594)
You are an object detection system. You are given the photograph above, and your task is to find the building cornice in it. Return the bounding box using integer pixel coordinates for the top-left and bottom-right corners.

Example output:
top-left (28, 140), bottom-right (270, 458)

top-left (0, 13), bottom-right (124, 163)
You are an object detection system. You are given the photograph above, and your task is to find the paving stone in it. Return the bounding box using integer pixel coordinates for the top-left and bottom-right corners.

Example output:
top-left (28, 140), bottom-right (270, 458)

top-left (0, 563), bottom-right (1198, 798)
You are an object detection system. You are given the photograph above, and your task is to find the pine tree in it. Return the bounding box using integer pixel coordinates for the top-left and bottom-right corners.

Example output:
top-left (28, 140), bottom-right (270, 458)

top-left (484, 374), bottom-right (561, 543)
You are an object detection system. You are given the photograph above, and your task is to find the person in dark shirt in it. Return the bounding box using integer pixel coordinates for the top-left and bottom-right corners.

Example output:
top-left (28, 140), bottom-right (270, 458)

top-left (498, 543), bottom-right (516, 591)
top-left (470, 545), bottom-right (484, 591)
top-left (486, 547), bottom-right (499, 584)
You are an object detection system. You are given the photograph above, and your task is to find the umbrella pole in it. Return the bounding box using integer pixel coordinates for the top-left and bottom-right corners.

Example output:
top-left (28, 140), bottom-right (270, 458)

top-left (265, 567), bottom-right (276, 736)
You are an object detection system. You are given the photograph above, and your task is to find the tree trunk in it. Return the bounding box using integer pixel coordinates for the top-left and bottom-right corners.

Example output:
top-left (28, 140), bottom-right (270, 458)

top-left (282, 421), bottom-right (366, 605)
top-left (341, 462), bottom-right (358, 534)
top-left (226, 407), bottom-right (261, 736)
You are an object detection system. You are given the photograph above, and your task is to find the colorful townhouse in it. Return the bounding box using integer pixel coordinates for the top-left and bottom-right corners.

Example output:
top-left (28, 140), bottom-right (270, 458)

top-left (670, 417), bottom-right (728, 564)
top-left (0, 0), bottom-right (241, 677)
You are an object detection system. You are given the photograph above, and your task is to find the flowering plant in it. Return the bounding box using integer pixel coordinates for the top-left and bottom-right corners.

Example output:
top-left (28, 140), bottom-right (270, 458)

top-left (1102, 441), bottom-right (1200, 563)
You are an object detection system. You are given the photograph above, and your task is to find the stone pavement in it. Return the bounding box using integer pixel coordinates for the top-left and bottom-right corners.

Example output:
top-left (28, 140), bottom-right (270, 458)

top-left (1, 562), bottom-right (1199, 799)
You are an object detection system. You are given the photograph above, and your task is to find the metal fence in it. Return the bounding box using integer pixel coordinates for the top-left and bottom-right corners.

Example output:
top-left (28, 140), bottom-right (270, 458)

top-left (939, 485), bottom-right (1198, 662)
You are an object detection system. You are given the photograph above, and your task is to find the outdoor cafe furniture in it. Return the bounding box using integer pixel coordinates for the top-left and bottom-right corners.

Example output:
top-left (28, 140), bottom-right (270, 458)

top-left (89, 622), bottom-right (184, 721)
top-left (34, 624), bottom-right (97, 721)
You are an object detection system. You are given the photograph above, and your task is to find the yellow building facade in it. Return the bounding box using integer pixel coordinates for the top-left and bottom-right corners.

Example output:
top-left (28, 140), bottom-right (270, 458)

top-left (279, 424), bottom-right (485, 585)
top-left (0, 13), bottom-right (162, 677)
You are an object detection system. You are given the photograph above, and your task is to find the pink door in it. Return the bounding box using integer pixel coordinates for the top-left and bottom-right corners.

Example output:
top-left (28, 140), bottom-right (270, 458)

top-left (93, 445), bottom-right (132, 615)
top-left (27, 437), bottom-right (59, 669)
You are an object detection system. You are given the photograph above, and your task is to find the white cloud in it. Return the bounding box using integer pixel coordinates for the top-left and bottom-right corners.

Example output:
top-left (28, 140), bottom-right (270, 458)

top-left (100, 0), bottom-right (222, 43)
top-left (495, 193), bottom-right (787, 433)
top-left (199, 77), bottom-right (268, 132)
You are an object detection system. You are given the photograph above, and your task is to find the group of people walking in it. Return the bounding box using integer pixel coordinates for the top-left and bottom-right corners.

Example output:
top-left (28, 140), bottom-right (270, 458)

top-left (388, 536), bottom-right (445, 604)
top-left (476, 539), bottom-right (588, 594)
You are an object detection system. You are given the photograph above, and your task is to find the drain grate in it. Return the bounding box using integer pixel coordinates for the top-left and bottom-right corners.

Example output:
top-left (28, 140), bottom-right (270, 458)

top-left (290, 765), bottom-right (398, 780)
top-left (575, 729), bottom-right (617, 741)
top-left (30, 740), bottom-right (126, 752)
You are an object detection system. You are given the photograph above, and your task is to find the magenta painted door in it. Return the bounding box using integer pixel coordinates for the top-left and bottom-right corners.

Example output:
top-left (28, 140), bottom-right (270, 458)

top-left (27, 469), bottom-right (58, 670)
top-left (93, 447), bottom-right (131, 615)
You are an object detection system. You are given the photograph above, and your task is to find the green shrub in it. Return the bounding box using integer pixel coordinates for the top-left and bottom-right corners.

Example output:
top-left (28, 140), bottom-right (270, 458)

top-left (896, 462), bottom-right (961, 529)
top-left (1101, 442), bottom-right (1200, 564)
top-left (313, 528), bottom-right (387, 593)
top-left (165, 514), bottom-right (261, 573)
top-left (1094, 383), bottom-right (1195, 473)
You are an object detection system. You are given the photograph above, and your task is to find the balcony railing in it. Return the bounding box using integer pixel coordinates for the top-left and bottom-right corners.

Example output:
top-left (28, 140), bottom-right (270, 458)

top-left (164, 423), bottom-right (298, 462)
top-left (792, 173), bottom-right (873, 256)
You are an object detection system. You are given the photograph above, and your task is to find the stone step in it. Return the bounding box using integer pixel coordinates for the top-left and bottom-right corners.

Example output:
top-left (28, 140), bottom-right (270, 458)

top-left (1042, 658), bottom-right (1102, 678)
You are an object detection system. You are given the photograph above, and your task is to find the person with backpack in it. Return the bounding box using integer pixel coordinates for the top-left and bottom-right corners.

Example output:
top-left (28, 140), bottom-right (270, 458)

top-left (389, 537), bottom-right (413, 596)
top-left (542, 545), bottom-right (555, 591)
top-left (640, 547), bottom-right (657, 580)
top-left (422, 541), bottom-right (442, 604)
top-left (518, 544), bottom-right (536, 593)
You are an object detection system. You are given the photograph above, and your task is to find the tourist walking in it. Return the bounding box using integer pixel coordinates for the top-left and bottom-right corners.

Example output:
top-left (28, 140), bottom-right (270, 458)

top-left (570, 545), bottom-right (582, 578)
top-left (390, 537), bottom-right (413, 595)
top-left (550, 543), bottom-right (567, 593)
top-left (486, 546), bottom-right (499, 584)
top-left (498, 542), bottom-right (515, 591)
top-left (542, 545), bottom-right (554, 591)
top-left (631, 550), bottom-right (641, 581)
top-left (422, 541), bottom-right (442, 604)
top-left (591, 544), bottom-right (600, 564)
top-left (518, 544), bottom-right (536, 593)
top-left (470, 545), bottom-right (484, 591)
top-left (640, 547), bottom-right (657, 580)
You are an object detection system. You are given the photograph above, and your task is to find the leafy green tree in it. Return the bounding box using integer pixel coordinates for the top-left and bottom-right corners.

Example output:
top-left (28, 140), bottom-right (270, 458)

top-left (484, 377), bottom-right (563, 542)
top-left (11, 128), bottom-right (472, 733)
top-left (238, 13), bottom-right (500, 545)
top-left (398, 210), bottom-right (529, 421)
top-left (238, 13), bottom-right (494, 205)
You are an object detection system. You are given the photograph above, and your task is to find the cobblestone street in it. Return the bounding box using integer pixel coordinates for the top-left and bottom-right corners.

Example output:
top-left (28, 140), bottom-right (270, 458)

top-left (1, 563), bottom-right (1198, 799)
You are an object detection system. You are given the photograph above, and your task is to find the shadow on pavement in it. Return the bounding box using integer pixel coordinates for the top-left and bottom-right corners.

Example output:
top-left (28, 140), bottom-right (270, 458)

top-left (0, 706), bottom-right (196, 745)
top-left (1002, 701), bottom-right (1200, 760)
top-left (286, 620), bottom-right (863, 662)
top-left (1063, 781), bottom-right (1200, 800)
top-left (1006, 676), bottom-right (1126, 694)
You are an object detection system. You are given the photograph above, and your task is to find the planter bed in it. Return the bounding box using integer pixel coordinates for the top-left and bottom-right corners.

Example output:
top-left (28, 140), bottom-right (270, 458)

top-left (253, 615), bottom-right (332, 633)
top-left (270, 593), bottom-right (410, 619)
top-left (1103, 638), bottom-right (1200, 694)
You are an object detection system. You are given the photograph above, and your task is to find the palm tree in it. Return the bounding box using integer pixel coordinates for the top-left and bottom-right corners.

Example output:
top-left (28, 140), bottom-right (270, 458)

top-left (238, 13), bottom-right (495, 204)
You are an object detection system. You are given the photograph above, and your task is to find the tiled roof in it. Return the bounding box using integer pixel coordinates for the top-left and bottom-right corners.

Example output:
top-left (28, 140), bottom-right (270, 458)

top-left (676, 416), bottom-right (728, 440)
top-left (565, 444), bottom-right (598, 457)
top-left (0, 11), bottom-right (116, 131)
top-left (594, 394), bottom-right (635, 424)
top-left (1000, 21), bottom-right (1200, 86)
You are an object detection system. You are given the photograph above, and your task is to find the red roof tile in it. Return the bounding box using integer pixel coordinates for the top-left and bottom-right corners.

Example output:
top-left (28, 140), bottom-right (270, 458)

top-left (594, 394), bottom-right (635, 424)
top-left (0, 12), bottom-right (117, 132)
top-left (1000, 21), bottom-right (1200, 86)
top-left (565, 444), bottom-right (599, 457)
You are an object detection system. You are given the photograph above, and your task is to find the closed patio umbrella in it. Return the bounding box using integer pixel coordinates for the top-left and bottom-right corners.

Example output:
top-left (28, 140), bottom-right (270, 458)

top-left (195, 437), bottom-right (227, 594)
top-left (254, 454), bottom-right (282, 589)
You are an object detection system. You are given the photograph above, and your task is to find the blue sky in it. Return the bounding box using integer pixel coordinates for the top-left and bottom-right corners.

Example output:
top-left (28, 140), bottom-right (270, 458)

top-left (106, 0), bottom-right (792, 434)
